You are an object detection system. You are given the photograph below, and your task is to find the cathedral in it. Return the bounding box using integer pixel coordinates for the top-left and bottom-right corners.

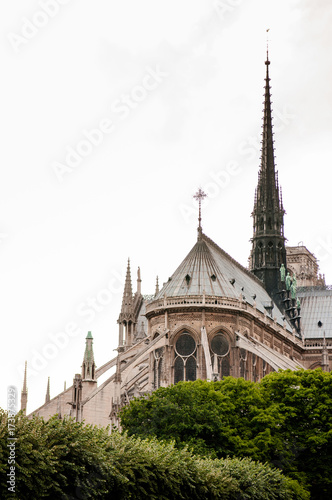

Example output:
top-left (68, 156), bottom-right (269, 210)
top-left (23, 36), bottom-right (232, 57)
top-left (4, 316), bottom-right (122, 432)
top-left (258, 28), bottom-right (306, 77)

top-left (22, 53), bottom-right (332, 428)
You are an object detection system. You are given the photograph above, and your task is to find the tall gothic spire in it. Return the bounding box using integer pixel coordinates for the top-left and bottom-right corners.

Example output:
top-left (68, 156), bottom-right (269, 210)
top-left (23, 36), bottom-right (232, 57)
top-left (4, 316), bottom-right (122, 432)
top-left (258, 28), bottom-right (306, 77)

top-left (21, 361), bottom-right (28, 414)
top-left (250, 53), bottom-right (287, 303)
top-left (120, 258), bottom-right (133, 317)
top-left (257, 51), bottom-right (284, 215)
top-left (118, 259), bottom-right (135, 348)
top-left (82, 331), bottom-right (96, 380)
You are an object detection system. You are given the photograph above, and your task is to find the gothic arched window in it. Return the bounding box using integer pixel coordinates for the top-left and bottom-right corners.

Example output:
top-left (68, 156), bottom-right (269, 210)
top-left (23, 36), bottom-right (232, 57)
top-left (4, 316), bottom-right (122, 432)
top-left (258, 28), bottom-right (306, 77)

top-left (258, 242), bottom-right (263, 267)
top-left (267, 241), bottom-right (274, 262)
top-left (210, 333), bottom-right (230, 379)
top-left (174, 333), bottom-right (197, 384)
top-left (277, 243), bottom-right (283, 265)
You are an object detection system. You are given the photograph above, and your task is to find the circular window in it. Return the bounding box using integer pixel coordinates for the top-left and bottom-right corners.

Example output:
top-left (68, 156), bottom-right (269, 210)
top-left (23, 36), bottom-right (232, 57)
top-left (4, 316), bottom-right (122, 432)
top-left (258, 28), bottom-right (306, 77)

top-left (175, 333), bottom-right (196, 356)
top-left (211, 334), bottom-right (229, 356)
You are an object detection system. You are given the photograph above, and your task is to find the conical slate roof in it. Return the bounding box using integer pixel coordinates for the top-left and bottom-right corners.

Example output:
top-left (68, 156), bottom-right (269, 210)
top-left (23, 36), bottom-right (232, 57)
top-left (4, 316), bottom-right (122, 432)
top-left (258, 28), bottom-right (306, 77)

top-left (155, 233), bottom-right (291, 331)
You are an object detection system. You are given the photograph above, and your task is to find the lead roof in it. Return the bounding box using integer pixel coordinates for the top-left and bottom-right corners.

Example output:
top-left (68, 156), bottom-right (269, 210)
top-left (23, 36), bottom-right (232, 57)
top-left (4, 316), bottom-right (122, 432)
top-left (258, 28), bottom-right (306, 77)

top-left (155, 232), bottom-right (292, 332)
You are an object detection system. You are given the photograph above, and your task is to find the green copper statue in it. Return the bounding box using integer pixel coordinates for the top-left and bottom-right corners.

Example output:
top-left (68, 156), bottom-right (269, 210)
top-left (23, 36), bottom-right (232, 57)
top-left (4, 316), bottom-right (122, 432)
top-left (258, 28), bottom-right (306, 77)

top-left (296, 298), bottom-right (301, 310)
top-left (280, 263), bottom-right (286, 282)
top-left (285, 271), bottom-right (291, 291)
top-left (290, 281), bottom-right (297, 299)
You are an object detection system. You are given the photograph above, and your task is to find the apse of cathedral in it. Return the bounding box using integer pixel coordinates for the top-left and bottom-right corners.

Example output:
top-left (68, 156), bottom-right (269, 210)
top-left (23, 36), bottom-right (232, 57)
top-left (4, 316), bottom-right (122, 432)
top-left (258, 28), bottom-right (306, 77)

top-left (23, 54), bottom-right (332, 427)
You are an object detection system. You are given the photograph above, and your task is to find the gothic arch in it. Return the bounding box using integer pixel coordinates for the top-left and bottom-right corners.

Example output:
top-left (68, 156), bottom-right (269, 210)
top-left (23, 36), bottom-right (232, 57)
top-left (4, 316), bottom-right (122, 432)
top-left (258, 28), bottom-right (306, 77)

top-left (170, 325), bottom-right (200, 346)
top-left (207, 325), bottom-right (234, 344)
top-left (309, 361), bottom-right (322, 370)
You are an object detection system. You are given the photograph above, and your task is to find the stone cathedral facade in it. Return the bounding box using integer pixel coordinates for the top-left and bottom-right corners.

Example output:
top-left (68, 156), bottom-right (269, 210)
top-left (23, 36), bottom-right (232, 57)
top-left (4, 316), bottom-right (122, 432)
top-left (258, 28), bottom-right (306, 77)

top-left (24, 55), bottom-right (332, 427)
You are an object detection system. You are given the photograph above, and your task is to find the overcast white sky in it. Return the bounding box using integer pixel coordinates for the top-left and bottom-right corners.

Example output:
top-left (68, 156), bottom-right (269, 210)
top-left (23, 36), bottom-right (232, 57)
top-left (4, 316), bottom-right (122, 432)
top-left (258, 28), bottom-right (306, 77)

top-left (1, 0), bottom-right (331, 413)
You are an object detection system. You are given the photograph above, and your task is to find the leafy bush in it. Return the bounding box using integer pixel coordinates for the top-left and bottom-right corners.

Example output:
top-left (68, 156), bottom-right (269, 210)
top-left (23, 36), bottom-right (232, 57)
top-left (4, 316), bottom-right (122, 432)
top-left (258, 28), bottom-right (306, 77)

top-left (0, 410), bottom-right (309, 499)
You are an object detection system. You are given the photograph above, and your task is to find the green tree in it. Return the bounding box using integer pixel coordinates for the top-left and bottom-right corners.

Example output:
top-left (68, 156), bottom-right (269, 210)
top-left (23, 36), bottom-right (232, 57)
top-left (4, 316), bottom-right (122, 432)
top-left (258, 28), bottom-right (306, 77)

top-left (0, 409), bottom-right (117, 499)
top-left (0, 409), bottom-right (309, 499)
top-left (257, 369), bottom-right (332, 499)
top-left (120, 378), bottom-right (267, 458)
top-left (120, 370), bottom-right (332, 500)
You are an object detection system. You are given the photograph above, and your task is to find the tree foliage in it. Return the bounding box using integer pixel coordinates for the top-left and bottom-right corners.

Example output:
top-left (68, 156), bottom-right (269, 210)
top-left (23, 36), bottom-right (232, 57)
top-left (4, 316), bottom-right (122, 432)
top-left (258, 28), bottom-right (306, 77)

top-left (258, 369), bottom-right (332, 499)
top-left (0, 409), bottom-right (114, 499)
top-left (120, 370), bottom-right (332, 500)
top-left (0, 409), bottom-right (308, 499)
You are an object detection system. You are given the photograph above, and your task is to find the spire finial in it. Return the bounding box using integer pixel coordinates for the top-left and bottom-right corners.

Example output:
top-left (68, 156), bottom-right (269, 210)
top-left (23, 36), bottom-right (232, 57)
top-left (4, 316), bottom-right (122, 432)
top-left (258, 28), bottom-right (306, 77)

top-left (21, 361), bottom-right (28, 413)
top-left (193, 188), bottom-right (207, 238)
top-left (23, 360), bottom-right (27, 392)
top-left (122, 259), bottom-right (133, 304)
top-left (155, 276), bottom-right (159, 296)
top-left (45, 377), bottom-right (50, 403)
top-left (266, 28), bottom-right (270, 65)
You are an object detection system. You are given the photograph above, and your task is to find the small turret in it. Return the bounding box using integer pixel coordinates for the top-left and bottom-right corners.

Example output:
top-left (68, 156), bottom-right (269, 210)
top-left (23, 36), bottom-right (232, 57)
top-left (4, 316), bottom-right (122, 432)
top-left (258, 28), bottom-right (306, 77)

top-left (120, 259), bottom-right (134, 318)
top-left (118, 259), bottom-right (134, 348)
top-left (117, 259), bottom-right (144, 348)
top-left (82, 331), bottom-right (96, 381)
top-left (155, 276), bottom-right (160, 296)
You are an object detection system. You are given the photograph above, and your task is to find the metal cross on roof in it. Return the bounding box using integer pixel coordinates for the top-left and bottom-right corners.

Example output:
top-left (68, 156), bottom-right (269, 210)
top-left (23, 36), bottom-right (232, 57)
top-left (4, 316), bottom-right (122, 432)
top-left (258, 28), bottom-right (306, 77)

top-left (193, 188), bottom-right (207, 232)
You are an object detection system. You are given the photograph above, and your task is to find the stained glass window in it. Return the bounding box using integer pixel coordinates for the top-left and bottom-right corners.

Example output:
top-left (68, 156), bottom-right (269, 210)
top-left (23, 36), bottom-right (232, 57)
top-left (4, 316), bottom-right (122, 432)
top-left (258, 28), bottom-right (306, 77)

top-left (174, 332), bottom-right (197, 383)
top-left (186, 356), bottom-right (196, 381)
top-left (174, 356), bottom-right (184, 384)
top-left (221, 355), bottom-right (230, 378)
top-left (211, 334), bottom-right (229, 356)
top-left (176, 333), bottom-right (196, 356)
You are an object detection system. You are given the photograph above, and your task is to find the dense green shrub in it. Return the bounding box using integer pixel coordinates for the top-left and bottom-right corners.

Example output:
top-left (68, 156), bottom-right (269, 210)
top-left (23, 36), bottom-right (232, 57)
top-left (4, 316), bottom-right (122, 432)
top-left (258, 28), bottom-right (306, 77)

top-left (0, 410), bottom-right (309, 499)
